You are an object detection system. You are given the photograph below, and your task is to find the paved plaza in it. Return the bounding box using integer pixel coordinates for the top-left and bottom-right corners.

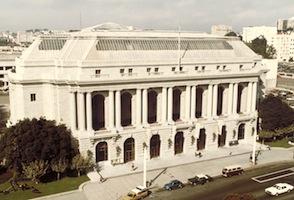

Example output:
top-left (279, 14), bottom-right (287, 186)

top-left (34, 144), bottom-right (294, 200)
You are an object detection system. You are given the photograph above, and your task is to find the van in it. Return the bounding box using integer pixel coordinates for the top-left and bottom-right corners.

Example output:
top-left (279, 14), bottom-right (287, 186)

top-left (222, 165), bottom-right (244, 177)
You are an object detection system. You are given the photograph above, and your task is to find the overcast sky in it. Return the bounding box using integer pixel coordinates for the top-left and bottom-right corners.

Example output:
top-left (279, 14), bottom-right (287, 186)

top-left (0, 0), bottom-right (293, 32)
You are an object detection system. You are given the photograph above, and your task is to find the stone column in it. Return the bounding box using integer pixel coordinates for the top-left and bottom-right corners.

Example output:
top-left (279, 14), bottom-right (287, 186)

top-left (167, 87), bottom-right (173, 123)
top-left (206, 84), bottom-right (213, 118)
top-left (108, 90), bottom-right (114, 129)
top-left (161, 87), bottom-right (167, 124)
top-left (232, 83), bottom-right (238, 115)
top-left (212, 84), bottom-right (218, 117)
top-left (86, 92), bottom-right (93, 131)
top-left (142, 88), bottom-right (148, 125)
top-left (190, 86), bottom-right (196, 120)
top-left (136, 88), bottom-right (142, 127)
top-left (115, 90), bottom-right (121, 129)
top-left (70, 91), bottom-right (76, 130)
top-left (78, 92), bottom-right (85, 131)
top-left (185, 85), bottom-right (191, 121)
top-left (246, 82), bottom-right (253, 113)
top-left (227, 83), bottom-right (233, 115)
top-left (251, 82), bottom-right (257, 112)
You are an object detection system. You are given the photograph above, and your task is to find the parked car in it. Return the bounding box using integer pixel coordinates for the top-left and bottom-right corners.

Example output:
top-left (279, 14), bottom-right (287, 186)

top-left (288, 137), bottom-right (294, 145)
top-left (222, 165), bottom-right (244, 177)
top-left (229, 140), bottom-right (239, 146)
top-left (163, 180), bottom-right (184, 191)
top-left (265, 183), bottom-right (293, 196)
top-left (121, 185), bottom-right (151, 200)
top-left (188, 174), bottom-right (213, 186)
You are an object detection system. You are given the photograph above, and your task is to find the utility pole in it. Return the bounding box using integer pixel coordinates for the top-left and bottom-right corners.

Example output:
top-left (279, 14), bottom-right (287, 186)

top-left (143, 145), bottom-right (147, 187)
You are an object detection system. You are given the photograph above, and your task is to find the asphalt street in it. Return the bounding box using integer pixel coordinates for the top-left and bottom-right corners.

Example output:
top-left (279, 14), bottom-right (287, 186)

top-left (147, 162), bottom-right (294, 200)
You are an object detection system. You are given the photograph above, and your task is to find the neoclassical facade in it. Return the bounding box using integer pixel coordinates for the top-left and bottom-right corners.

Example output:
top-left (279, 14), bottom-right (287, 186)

top-left (8, 23), bottom-right (265, 169)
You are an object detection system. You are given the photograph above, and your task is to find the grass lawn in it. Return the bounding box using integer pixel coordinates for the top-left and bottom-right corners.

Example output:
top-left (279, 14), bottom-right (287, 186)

top-left (265, 138), bottom-right (293, 148)
top-left (0, 175), bottom-right (89, 200)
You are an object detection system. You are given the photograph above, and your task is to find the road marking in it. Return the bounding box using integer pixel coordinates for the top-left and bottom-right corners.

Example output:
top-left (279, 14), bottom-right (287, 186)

top-left (252, 167), bottom-right (294, 183)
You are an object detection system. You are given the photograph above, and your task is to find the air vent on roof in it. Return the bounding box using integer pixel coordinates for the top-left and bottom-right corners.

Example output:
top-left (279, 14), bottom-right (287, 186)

top-left (96, 39), bottom-right (233, 51)
top-left (39, 39), bottom-right (67, 50)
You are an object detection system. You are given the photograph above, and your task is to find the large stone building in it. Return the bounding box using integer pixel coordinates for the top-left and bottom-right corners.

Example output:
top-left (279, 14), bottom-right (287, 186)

top-left (0, 50), bottom-right (20, 91)
top-left (8, 23), bottom-right (266, 170)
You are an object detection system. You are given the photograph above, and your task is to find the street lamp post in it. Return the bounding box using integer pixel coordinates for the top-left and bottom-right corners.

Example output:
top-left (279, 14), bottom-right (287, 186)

top-left (143, 145), bottom-right (147, 187)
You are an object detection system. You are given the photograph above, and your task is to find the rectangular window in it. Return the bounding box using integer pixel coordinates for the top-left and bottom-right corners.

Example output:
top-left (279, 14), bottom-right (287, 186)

top-left (202, 66), bottom-right (205, 71)
top-left (217, 65), bottom-right (220, 70)
top-left (0, 67), bottom-right (3, 70)
top-left (154, 67), bottom-right (159, 72)
top-left (5, 66), bottom-right (12, 70)
top-left (179, 66), bottom-right (183, 71)
top-left (195, 66), bottom-right (199, 71)
top-left (0, 74), bottom-right (3, 78)
top-left (128, 68), bottom-right (133, 73)
top-left (239, 65), bottom-right (243, 69)
top-left (30, 93), bottom-right (36, 102)
top-left (223, 65), bottom-right (226, 70)
top-left (120, 68), bottom-right (125, 74)
top-left (172, 67), bottom-right (176, 71)
top-left (95, 69), bottom-right (101, 75)
top-left (147, 68), bottom-right (151, 72)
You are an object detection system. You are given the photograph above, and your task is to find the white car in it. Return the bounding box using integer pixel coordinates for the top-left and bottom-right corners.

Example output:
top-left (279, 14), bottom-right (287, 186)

top-left (265, 183), bottom-right (294, 196)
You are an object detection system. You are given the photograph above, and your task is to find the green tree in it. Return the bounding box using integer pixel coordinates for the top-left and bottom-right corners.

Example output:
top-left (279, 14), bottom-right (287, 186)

top-left (265, 45), bottom-right (276, 59)
top-left (22, 160), bottom-right (49, 184)
top-left (259, 95), bottom-right (294, 131)
top-left (71, 154), bottom-right (93, 177)
top-left (0, 118), bottom-right (79, 173)
top-left (225, 32), bottom-right (238, 37)
top-left (0, 105), bottom-right (8, 134)
top-left (51, 159), bottom-right (68, 180)
top-left (246, 36), bottom-right (276, 59)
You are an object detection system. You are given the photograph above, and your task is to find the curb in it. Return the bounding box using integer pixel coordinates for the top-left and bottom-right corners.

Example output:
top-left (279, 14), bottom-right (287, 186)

top-left (30, 189), bottom-right (81, 200)
top-left (92, 151), bottom-right (253, 180)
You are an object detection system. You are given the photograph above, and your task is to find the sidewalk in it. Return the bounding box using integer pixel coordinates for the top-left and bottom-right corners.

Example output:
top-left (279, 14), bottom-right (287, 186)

top-left (35, 145), bottom-right (294, 200)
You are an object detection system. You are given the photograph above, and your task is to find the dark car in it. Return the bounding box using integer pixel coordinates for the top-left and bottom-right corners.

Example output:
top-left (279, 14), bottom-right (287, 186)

top-left (188, 174), bottom-right (213, 186)
top-left (163, 180), bottom-right (184, 191)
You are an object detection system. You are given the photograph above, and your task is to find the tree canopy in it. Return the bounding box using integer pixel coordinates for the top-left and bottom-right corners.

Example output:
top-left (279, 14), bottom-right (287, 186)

top-left (258, 95), bottom-right (294, 131)
top-left (246, 36), bottom-right (276, 59)
top-left (0, 105), bottom-right (8, 134)
top-left (0, 118), bottom-right (79, 172)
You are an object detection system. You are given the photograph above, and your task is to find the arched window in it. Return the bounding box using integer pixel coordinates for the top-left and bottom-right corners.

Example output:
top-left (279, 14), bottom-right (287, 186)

top-left (174, 132), bottom-right (184, 154)
top-left (237, 85), bottom-right (244, 114)
top-left (196, 87), bottom-right (203, 118)
top-left (150, 135), bottom-right (160, 158)
top-left (96, 142), bottom-right (108, 162)
top-left (148, 90), bottom-right (158, 124)
top-left (218, 126), bottom-right (226, 147)
top-left (92, 94), bottom-right (105, 130)
top-left (238, 123), bottom-right (245, 140)
top-left (121, 92), bottom-right (132, 127)
top-left (197, 129), bottom-right (206, 150)
top-left (173, 88), bottom-right (181, 121)
top-left (217, 86), bottom-right (225, 116)
top-left (124, 138), bottom-right (135, 163)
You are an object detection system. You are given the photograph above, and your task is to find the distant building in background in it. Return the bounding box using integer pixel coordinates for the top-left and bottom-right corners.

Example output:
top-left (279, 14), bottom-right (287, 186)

top-left (0, 51), bottom-right (19, 91)
top-left (242, 26), bottom-right (276, 47)
top-left (277, 17), bottom-right (294, 33)
top-left (16, 31), bottom-right (35, 45)
top-left (211, 25), bottom-right (233, 36)
top-left (275, 33), bottom-right (294, 62)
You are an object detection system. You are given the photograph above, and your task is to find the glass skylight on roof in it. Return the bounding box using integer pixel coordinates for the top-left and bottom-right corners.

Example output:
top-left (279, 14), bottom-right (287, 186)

top-left (96, 39), bottom-right (233, 51)
top-left (39, 39), bottom-right (67, 50)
